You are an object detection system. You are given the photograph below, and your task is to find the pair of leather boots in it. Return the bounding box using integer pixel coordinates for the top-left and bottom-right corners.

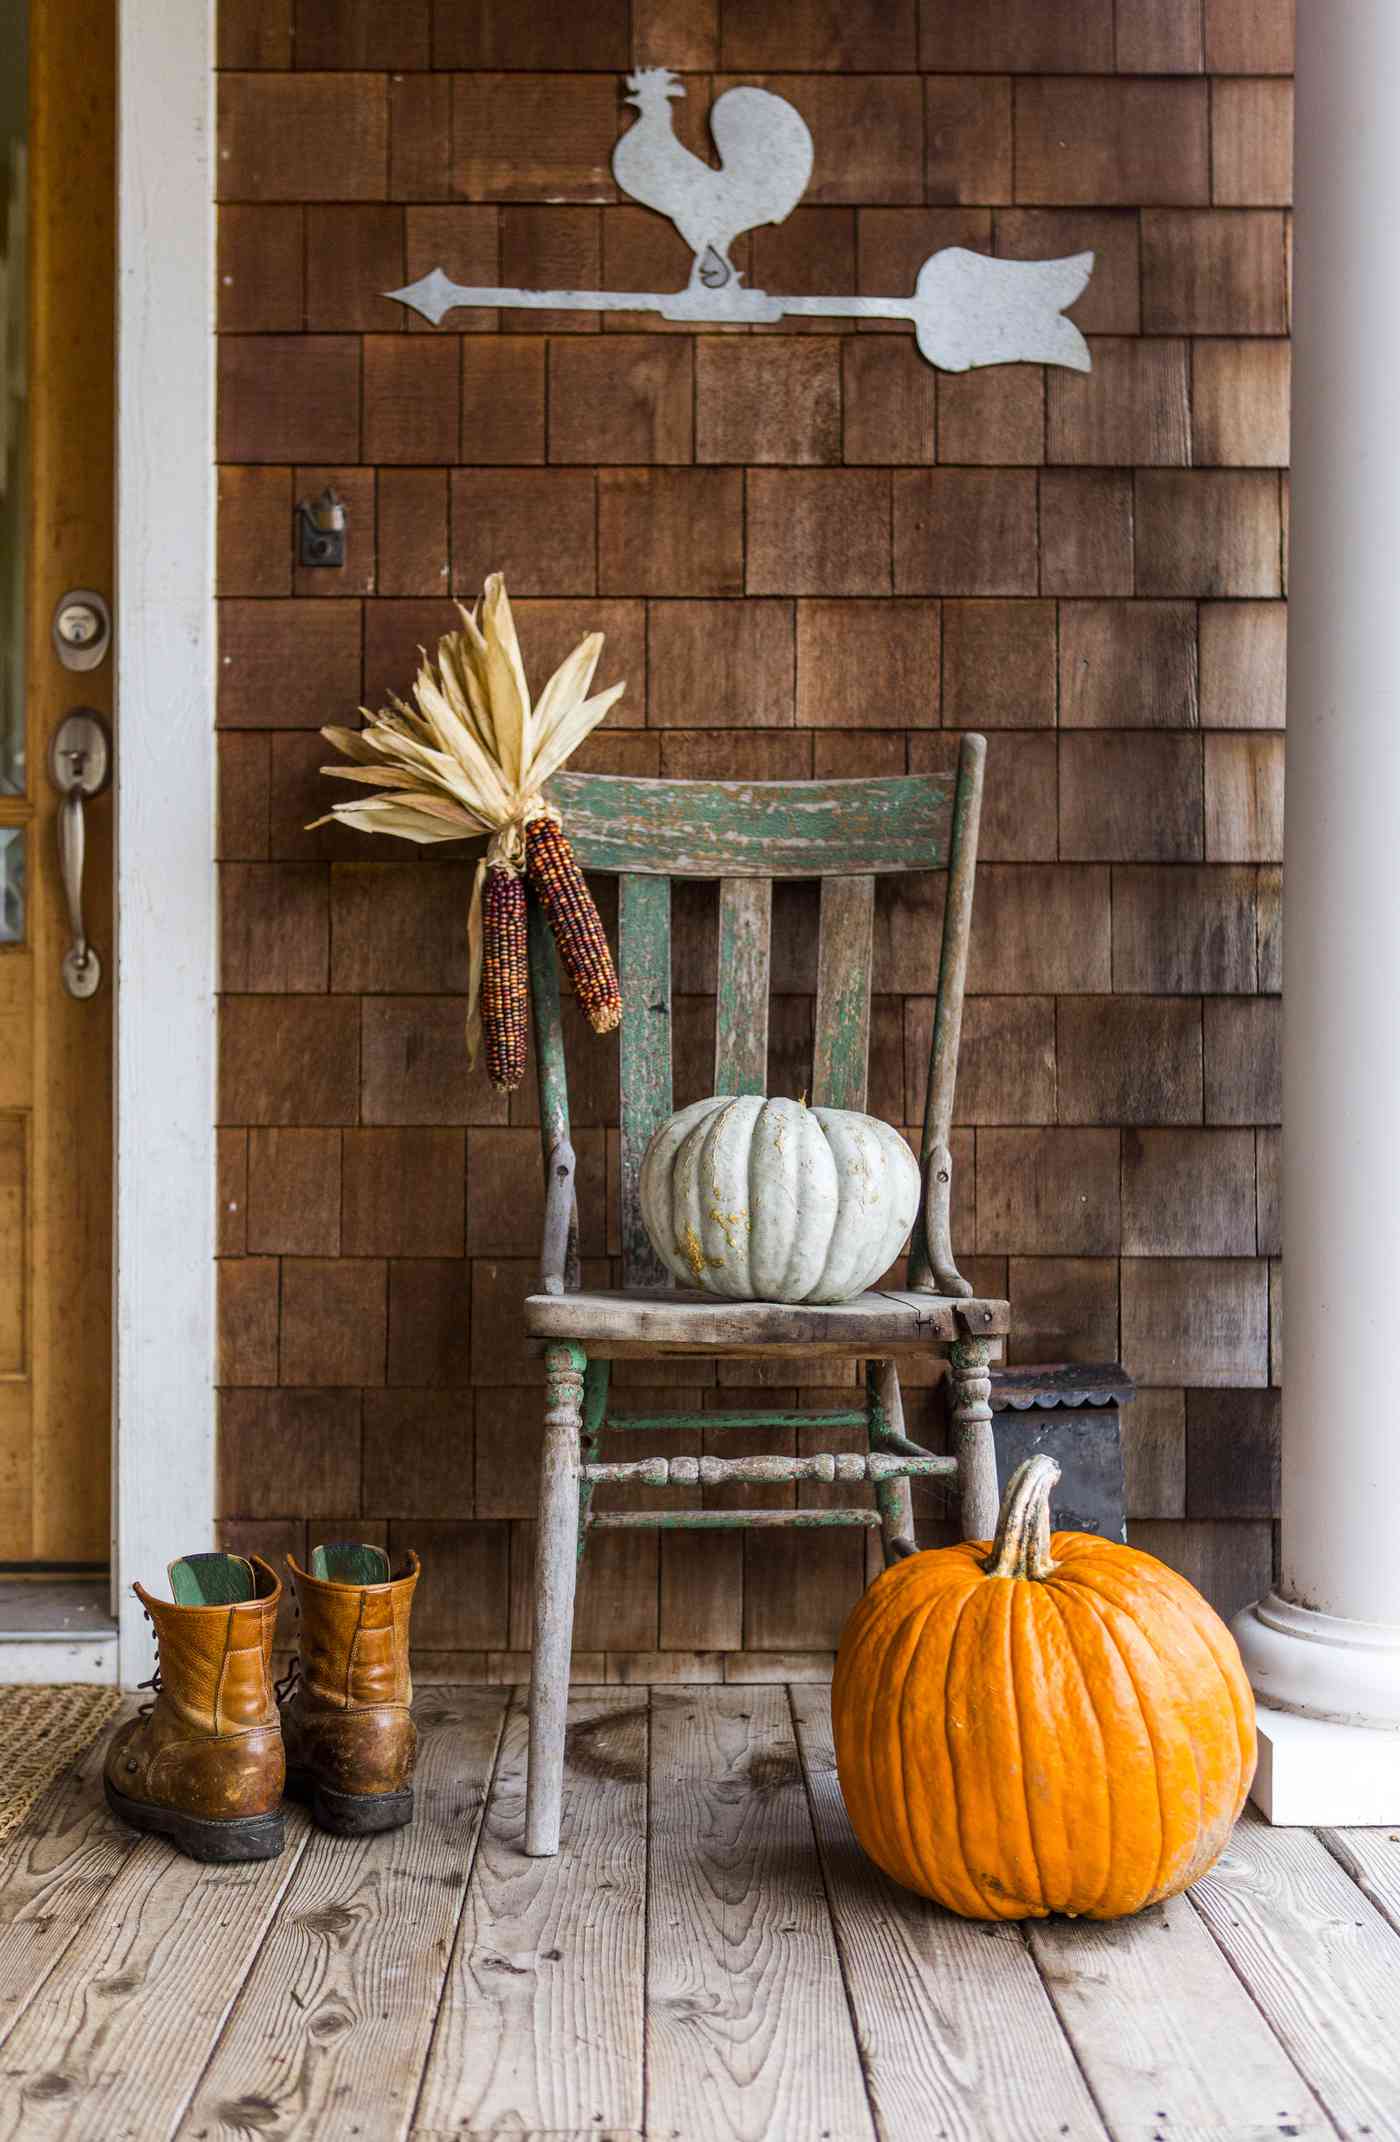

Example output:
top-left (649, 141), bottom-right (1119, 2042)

top-left (103, 1542), bottom-right (419, 1863)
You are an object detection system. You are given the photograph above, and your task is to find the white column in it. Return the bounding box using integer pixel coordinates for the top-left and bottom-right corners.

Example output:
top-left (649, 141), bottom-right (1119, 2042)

top-left (1230, 0), bottom-right (1400, 1823)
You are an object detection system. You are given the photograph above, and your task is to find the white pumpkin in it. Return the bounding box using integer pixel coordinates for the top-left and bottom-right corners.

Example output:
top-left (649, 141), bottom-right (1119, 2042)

top-left (639, 1094), bottom-right (921, 1305)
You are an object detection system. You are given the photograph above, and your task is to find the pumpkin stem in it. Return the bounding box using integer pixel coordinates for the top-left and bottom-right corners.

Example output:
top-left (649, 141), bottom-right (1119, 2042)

top-left (983, 1455), bottom-right (1060, 1581)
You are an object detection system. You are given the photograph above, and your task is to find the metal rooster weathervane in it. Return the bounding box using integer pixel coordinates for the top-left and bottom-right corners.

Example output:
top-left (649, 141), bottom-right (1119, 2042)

top-left (388, 69), bottom-right (1094, 375)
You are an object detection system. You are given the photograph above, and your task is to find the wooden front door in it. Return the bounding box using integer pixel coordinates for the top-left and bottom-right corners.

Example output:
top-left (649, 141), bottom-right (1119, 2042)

top-left (0, 0), bottom-right (114, 1568)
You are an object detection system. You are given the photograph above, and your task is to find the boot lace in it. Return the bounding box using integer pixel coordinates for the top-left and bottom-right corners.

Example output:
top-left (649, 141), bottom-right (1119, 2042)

top-left (137, 1608), bottom-right (162, 1718)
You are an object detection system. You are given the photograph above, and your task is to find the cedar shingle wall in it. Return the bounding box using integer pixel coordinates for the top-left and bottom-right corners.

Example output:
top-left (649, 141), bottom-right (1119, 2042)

top-left (214, 0), bottom-right (1292, 1670)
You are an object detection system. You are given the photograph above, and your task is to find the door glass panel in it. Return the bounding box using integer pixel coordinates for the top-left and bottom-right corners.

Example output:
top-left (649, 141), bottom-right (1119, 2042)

top-left (0, 1114), bottom-right (24, 1374)
top-left (0, 0), bottom-right (27, 796)
top-left (0, 826), bottom-right (21, 941)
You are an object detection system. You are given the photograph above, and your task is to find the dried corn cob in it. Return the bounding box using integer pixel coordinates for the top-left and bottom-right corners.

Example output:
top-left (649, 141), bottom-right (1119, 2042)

top-left (525, 815), bottom-right (622, 1035)
top-left (481, 862), bottom-right (529, 1091)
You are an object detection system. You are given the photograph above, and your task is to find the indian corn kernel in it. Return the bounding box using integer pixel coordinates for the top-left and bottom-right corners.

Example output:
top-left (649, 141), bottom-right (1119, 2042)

top-left (481, 863), bottom-right (529, 1092)
top-left (525, 816), bottom-right (622, 1035)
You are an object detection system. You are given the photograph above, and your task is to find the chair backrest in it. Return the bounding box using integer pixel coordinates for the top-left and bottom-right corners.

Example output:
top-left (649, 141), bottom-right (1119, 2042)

top-left (529, 735), bottom-right (987, 1292)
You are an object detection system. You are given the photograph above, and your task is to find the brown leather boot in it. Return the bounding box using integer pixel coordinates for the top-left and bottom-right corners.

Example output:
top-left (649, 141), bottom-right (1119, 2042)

top-left (280, 1543), bottom-right (420, 1835)
top-left (104, 1552), bottom-right (285, 1862)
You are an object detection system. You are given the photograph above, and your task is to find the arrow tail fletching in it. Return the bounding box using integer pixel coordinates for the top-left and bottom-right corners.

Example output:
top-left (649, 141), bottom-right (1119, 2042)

top-left (912, 247), bottom-right (1096, 373)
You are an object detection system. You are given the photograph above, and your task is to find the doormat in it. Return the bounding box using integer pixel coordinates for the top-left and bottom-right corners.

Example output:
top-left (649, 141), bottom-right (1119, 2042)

top-left (0, 1684), bottom-right (121, 1845)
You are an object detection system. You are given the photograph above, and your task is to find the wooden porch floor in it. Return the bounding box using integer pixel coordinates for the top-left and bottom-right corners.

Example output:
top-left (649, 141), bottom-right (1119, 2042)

top-left (2, 1686), bottom-right (1399, 2140)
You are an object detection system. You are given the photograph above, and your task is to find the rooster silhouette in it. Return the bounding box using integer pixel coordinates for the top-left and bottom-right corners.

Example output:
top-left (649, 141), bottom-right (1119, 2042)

top-left (612, 69), bottom-right (814, 292)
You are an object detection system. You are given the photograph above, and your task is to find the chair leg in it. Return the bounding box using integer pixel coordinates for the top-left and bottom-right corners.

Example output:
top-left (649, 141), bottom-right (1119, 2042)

top-left (950, 1334), bottom-right (998, 1542)
top-left (525, 1340), bottom-right (587, 1858)
top-left (867, 1358), bottom-right (916, 1565)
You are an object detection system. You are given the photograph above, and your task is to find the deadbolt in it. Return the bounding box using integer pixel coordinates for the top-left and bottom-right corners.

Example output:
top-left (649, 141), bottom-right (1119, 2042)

top-left (51, 588), bottom-right (112, 673)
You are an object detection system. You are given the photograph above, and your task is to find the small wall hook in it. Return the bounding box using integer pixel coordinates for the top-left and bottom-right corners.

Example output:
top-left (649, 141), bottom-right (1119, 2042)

top-left (295, 485), bottom-right (347, 569)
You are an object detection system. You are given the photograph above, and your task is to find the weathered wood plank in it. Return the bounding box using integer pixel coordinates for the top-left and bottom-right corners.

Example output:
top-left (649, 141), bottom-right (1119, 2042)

top-left (415, 1690), bottom-right (646, 2138)
top-left (0, 1702), bottom-right (141, 2054)
top-left (179, 1690), bottom-right (508, 2142)
top-left (791, 1687), bottom-right (1106, 2142)
top-left (0, 1812), bottom-right (313, 2140)
top-left (527, 1287), bottom-right (1010, 1356)
top-left (1322, 1824), bottom-right (1400, 1938)
top-left (647, 1684), bottom-right (874, 2142)
top-left (1030, 1886), bottom-right (1329, 2141)
top-left (549, 773), bottom-right (953, 879)
top-left (715, 878), bottom-right (771, 1097)
top-left (1191, 1807), bottom-right (1400, 2140)
top-left (813, 876), bottom-right (874, 1112)
top-left (619, 874), bottom-right (672, 1290)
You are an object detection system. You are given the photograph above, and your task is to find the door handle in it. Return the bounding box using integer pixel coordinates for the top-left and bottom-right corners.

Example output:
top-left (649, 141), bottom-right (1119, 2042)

top-left (47, 709), bottom-right (112, 999)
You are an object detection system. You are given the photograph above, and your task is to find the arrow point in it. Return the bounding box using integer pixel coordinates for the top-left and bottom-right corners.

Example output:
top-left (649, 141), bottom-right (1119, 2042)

top-left (385, 267), bottom-right (457, 327)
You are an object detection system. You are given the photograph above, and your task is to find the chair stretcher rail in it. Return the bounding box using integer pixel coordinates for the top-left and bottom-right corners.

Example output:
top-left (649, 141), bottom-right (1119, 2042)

top-left (579, 1450), bottom-right (957, 1489)
top-left (588, 1508), bottom-right (884, 1530)
top-left (603, 1408), bottom-right (870, 1433)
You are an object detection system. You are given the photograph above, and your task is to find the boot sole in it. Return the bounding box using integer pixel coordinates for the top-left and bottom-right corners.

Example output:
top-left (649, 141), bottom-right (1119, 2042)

top-left (284, 1767), bottom-right (414, 1835)
top-left (104, 1778), bottom-right (284, 1863)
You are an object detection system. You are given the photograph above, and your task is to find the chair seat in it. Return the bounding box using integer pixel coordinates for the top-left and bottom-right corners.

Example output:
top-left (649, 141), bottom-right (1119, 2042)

top-left (526, 1285), bottom-right (1009, 1359)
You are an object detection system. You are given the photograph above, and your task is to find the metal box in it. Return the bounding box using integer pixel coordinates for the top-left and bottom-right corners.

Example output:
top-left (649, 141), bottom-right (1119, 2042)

top-left (990, 1363), bottom-right (1134, 1542)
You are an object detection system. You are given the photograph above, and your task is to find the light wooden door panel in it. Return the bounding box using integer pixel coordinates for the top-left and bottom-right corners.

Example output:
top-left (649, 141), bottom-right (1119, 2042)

top-left (0, 0), bottom-right (114, 1565)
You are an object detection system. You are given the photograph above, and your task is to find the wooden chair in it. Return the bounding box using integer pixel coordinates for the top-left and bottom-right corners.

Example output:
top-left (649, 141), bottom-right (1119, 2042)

top-left (521, 738), bottom-right (1008, 1855)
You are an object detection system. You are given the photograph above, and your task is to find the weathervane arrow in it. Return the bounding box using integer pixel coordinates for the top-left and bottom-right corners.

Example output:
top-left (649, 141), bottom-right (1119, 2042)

top-left (387, 247), bottom-right (1094, 375)
top-left (386, 67), bottom-right (1093, 375)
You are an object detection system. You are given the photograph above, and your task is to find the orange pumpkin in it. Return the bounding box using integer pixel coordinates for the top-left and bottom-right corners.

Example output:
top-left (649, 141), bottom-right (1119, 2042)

top-left (832, 1454), bottom-right (1256, 1920)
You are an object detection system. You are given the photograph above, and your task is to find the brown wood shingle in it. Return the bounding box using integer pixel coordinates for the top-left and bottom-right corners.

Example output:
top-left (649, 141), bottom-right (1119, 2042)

top-left (218, 206), bottom-right (304, 334)
top-left (1142, 209), bottom-right (1288, 333)
top-left (218, 600), bottom-right (363, 730)
top-left (1212, 78), bottom-right (1294, 208)
top-left (218, 338), bottom-right (361, 465)
top-left (943, 601), bottom-right (1057, 728)
top-left (1204, 0), bottom-right (1295, 73)
top-left (218, 73), bottom-right (388, 201)
top-left (795, 600), bottom-right (938, 728)
top-left (214, 11), bottom-right (1297, 1667)
top-left (841, 339), bottom-right (936, 466)
top-left (1047, 339), bottom-right (1190, 467)
top-left (452, 470), bottom-right (598, 596)
top-left (748, 471), bottom-right (891, 596)
top-left (918, 1), bottom-right (1113, 72)
top-left (924, 77), bottom-right (1013, 204)
top-left (1059, 601), bottom-right (1198, 729)
top-left (1039, 470), bottom-right (1134, 596)
top-left (647, 602), bottom-right (795, 730)
top-left (724, 0), bottom-right (917, 71)
top-left (894, 470), bottom-right (1036, 595)
top-left (1135, 471), bottom-right (1283, 597)
top-left (696, 340), bottom-right (841, 467)
top-left (1014, 80), bottom-right (1209, 207)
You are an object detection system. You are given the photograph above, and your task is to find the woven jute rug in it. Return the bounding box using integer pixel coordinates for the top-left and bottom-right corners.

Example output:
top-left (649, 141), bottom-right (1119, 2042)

top-left (0, 1684), bottom-right (121, 1845)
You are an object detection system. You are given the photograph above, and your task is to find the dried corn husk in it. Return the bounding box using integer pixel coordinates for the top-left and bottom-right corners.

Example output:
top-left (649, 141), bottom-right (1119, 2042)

top-left (312, 573), bottom-right (625, 1065)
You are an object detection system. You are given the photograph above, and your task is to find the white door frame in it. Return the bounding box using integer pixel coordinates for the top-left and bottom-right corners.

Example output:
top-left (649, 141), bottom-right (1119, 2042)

top-left (113, 0), bottom-right (218, 1685)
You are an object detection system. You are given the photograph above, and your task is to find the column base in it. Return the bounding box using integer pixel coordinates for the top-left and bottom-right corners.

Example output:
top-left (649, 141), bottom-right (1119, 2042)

top-left (1233, 1592), bottom-right (1400, 1823)
top-left (1232, 1592), bottom-right (1400, 1728)
top-left (1250, 1705), bottom-right (1400, 1825)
